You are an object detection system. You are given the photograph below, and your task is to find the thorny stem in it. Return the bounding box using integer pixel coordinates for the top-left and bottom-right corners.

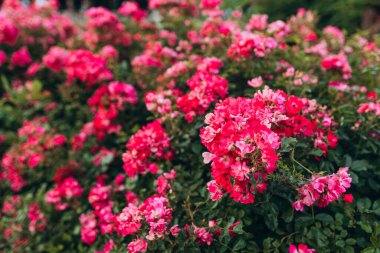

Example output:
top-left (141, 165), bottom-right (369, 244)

top-left (184, 197), bottom-right (194, 221)
top-left (290, 149), bottom-right (314, 175)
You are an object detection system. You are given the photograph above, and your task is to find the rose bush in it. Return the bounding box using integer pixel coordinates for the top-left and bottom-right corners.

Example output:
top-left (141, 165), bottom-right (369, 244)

top-left (0, 1), bottom-right (379, 252)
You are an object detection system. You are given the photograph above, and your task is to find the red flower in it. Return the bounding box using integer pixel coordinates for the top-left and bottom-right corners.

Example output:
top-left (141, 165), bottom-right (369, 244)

top-left (343, 193), bottom-right (354, 203)
top-left (285, 95), bottom-right (304, 115)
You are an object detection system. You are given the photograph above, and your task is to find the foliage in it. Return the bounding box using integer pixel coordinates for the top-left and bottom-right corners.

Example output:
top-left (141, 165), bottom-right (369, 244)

top-left (0, 1), bottom-right (379, 253)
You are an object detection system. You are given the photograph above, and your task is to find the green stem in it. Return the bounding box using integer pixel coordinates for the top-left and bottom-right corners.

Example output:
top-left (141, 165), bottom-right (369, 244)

top-left (290, 149), bottom-right (314, 175)
top-left (293, 158), bottom-right (314, 175)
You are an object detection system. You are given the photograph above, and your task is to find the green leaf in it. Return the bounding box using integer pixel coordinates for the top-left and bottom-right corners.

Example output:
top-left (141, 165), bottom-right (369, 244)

top-left (351, 160), bottom-right (368, 172)
top-left (308, 148), bottom-right (324, 157)
top-left (359, 222), bottom-right (373, 233)
top-left (350, 172), bottom-right (359, 184)
top-left (357, 198), bottom-right (372, 212)
top-left (232, 222), bottom-right (244, 235)
top-left (295, 216), bottom-right (314, 229)
top-left (373, 200), bottom-right (380, 216)
top-left (335, 239), bottom-right (345, 248)
top-left (232, 239), bottom-right (246, 251)
top-left (1, 75), bottom-right (13, 95)
top-left (281, 208), bottom-right (294, 223)
top-left (315, 213), bottom-right (334, 224)
top-left (344, 155), bottom-right (353, 167)
top-left (280, 137), bottom-right (297, 152)
top-left (346, 238), bottom-right (356, 246)
top-left (311, 227), bottom-right (328, 247)
top-left (263, 238), bottom-right (273, 250)
top-left (32, 80), bottom-right (43, 94)
top-left (369, 179), bottom-right (380, 192)
top-left (361, 247), bottom-right (375, 253)
top-left (191, 142), bottom-right (202, 154)
top-left (100, 153), bottom-right (114, 165)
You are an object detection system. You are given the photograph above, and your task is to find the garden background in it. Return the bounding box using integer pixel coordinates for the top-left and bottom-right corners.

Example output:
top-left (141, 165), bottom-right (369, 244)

top-left (0, 0), bottom-right (379, 252)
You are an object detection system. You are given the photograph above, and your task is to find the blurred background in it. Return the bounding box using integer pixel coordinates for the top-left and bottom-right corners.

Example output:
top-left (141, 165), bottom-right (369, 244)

top-left (2, 0), bottom-right (380, 34)
top-left (234, 0), bottom-right (380, 34)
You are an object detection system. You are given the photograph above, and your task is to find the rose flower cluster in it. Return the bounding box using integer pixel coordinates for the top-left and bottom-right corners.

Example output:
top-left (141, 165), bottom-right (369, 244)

top-left (201, 87), bottom-right (340, 204)
top-left (0, 0), bottom-right (378, 252)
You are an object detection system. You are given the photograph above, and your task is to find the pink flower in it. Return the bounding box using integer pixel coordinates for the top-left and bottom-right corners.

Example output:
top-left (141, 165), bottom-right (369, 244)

top-left (88, 184), bottom-right (111, 208)
top-left (86, 7), bottom-right (118, 25)
top-left (46, 177), bottom-right (82, 211)
top-left (246, 14), bottom-right (268, 31)
top-left (26, 62), bottom-right (41, 77)
top-left (11, 47), bottom-right (32, 67)
top-left (51, 134), bottom-right (67, 146)
top-left (122, 120), bottom-right (171, 177)
top-left (323, 25), bottom-right (345, 45)
top-left (202, 152), bottom-right (216, 164)
top-left (289, 244), bottom-right (316, 253)
top-left (127, 238), bottom-right (148, 253)
top-left (0, 134), bottom-right (5, 144)
top-left (170, 225), bottom-right (181, 236)
top-left (60, 177), bottom-right (83, 199)
top-left (80, 213), bottom-right (98, 245)
top-left (65, 49), bottom-right (113, 87)
top-left (100, 45), bottom-right (118, 59)
top-left (357, 102), bottom-right (380, 116)
top-left (200, 0), bottom-right (221, 9)
top-left (197, 57), bottom-right (223, 74)
top-left (118, 2), bottom-right (147, 21)
top-left (144, 89), bottom-right (177, 119)
top-left (157, 175), bottom-right (169, 195)
top-left (0, 50), bottom-right (7, 66)
top-left (231, 161), bottom-right (250, 181)
top-left (43, 46), bottom-right (68, 72)
top-left (194, 226), bottom-right (213, 246)
top-left (321, 53), bottom-right (352, 79)
top-left (28, 153), bottom-right (42, 168)
top-left (228, 32), bottom-right (276, 60)
top-left (201, 87), bottom-right (338, 204)
top-left (0, 16), bottom-right (19, 45)
top-left (96, 239), bottom-right (115, 253)
top-left (268, 20), bottom-right (290, 40)
top-left (176, 71), bottom-right (228, 122)
top-left (293, 167), bottom-right (352, 211)
top-left (207, 180), bottom-right (223, 201)
top-left (114, 204), bottom-right (142, 236)
top-left (327, 131), bottom-right (338, 149)
top-left (126, 190), bottom-right (139, 205)
top-left (285, 95), bottom-right (304, 115)
top-left (85, 81), bottom-right (137, 140)
top-left (28, 203), bottom-right (46, 233)
top-left (292, 200), bottom-right (304, 211)
top-left (248, 76), bottom-right (263, 88)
